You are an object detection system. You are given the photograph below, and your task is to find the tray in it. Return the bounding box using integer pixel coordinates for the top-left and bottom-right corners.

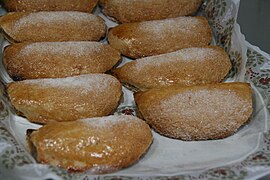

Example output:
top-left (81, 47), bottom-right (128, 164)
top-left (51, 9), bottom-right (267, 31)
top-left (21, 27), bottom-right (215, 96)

top-left (0, 0), bottom-right (270, 179)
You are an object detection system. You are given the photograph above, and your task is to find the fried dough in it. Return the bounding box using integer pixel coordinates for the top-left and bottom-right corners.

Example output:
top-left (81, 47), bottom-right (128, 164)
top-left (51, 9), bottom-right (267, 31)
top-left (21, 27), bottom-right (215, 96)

top-left (4, 42), bottom-right (121, 80)
top-left (27, 115), bottom-right (153, 173)
top-left (2, 0), bottom-right (98, 12)
top-left (99, 0), bottom-right (203, 23)
top-left (135, 83), bottom-right (253, 140)
top-left (113, 46), bottom-right (231, 91)
top-left (7, 74), bottom-right (122, 124)
top-left (0, 12), bottom-right (106, 42)
top-left (108, 16), bottom-right (212, 58)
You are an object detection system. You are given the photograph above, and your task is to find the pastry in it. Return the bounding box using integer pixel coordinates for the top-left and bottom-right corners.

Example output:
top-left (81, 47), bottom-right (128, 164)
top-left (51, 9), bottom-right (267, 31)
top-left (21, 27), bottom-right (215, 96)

top-left (99, 0), bottom-right (203, 23)
top-left (4, 42), bottom-right (121, 80)
top-left (108, 16), bottom-right (212, 58)
top-left (7, 74), bottom-right (122, 124)
top-left (27, 115), bottom-right (153, 173)
top-left (113, 46), bottom-right (231, 91)
top-left (2, 0), bottom-right (98, 12)
top-left (134, 83), bottom-right (253, 140)
top-left (0, 11), bottom-right (106, 42)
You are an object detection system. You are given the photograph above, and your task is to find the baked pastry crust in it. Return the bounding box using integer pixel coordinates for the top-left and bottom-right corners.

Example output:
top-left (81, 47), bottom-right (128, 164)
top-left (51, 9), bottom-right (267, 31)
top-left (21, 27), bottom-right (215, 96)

top-left (2, 0), bottom-right (98, 12)
top-left (113, 46), bottom-right (231, 91)
top-left (7, 74), bottom-right (122, 124)
top-left (108, 16), bottom-right (212, 59)
top-left (27, 115), bottom-right (153, 173)
top-left (0, 12), bottom-right (106, 42)
top-left (135, 83), bottom-right (253, 140)
top-left (99, 0), bottom-right (203, 23)
top-left (4, 42), bottom-right (121, 80)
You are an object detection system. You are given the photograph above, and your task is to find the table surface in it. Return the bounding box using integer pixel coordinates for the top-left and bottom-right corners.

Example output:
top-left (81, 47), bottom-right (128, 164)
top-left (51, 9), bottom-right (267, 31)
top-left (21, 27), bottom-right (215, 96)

top-left (238, 0), bottom-right (270, 54)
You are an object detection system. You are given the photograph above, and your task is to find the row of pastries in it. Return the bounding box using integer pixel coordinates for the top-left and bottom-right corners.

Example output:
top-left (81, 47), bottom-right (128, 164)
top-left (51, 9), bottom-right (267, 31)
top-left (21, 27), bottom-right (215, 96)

top-left (0, 0), bottom-right (253, 174)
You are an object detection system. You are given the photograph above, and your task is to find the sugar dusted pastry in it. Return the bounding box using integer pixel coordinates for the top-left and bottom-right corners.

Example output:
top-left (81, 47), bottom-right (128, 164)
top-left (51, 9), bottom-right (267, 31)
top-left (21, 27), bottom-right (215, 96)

top-left (0, 12), bottom-right (106, 43)
top-left (3, 0), bottom-right (98, 12)
top-left (4, 42), bottom-right (121, 80)
top-left (99, 0), bottom-right (203, 23)
top-left (108, 16), bottom-right (212, 58)
top-left (7, 74), bottom-right (122, 124)
top-left (113, 46), bottom-right (231, 91)
top-left (27, 115), bottom-right (153, 173)
top-left (135, 83), bottom-right (253, 140)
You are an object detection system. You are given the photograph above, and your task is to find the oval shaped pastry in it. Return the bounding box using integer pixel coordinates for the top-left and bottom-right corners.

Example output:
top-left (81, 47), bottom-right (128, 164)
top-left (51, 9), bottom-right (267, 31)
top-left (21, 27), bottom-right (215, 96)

top-left (135, 83), bottom-right (253, 141)
top-left (0, 12), bottom-right (106, 42)
top-left (3, 0), bottom-right (98, 12)
top-left (27, 115), bottom-right (153, 173)
top-left (4, 42), bottom-right (121, 80)
top-left (113, 46), bottom-right (231, 91)
top-left (108, 16), bottom-right (212, 58)
top-left (7, 74), bottom-right (122, 124)
top-left (99, 0), bottom-right (203, 23)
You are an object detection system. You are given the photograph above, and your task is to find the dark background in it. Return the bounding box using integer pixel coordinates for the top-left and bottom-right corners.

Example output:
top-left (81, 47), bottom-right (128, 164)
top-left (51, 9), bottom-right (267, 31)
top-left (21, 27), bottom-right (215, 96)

top-left (238, 0), bottom-right (270, 53)
top-left (239, 2), bottom-right (269, 180)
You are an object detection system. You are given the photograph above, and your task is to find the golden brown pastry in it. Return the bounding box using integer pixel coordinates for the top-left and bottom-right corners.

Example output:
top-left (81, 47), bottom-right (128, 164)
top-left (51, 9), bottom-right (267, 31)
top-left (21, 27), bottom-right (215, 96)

top-left (108, 16), bottom-right (212, 59)
top-left (135, 83), bottom-right (253, 141)
top-left (0, 12), bottom-right (106, 43)
top-left (4, 42), bottom-right (121, 80)
top-left (113, 46), bottom-right (231, 91)
top-left (2, 0), bottom-right (98, 12)
top-left (99, 0), bottom-right (203, 23)
top-left (7, 74), bottom-right (122, 124)
top-left (27, 115), bottom-right (153, 173)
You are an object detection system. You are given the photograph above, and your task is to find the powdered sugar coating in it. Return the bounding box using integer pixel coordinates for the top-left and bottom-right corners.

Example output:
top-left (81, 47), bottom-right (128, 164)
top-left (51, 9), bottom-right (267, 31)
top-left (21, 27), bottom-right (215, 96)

top-left (4, 0), bottom-right (98, 12)
top-left (114, 46), bottom-right (231, 89)
top-left (134, 47), bottom-right (219, 71)
top-left (100, 0), bottom-right (203, 23)
top-left (21, 74), bottom-right (117, 93)
top-left (13, 11), bottom-right (99, 32)
top-left (30, 114), bottom-right (152, 173)
top-left (154, 88), bottom-right (252, 140)
top-left (160, 89), bottom-right (250, 120)
top-left (18, 42), bottom-right (102, 58)
top-left (8, 74), bottom-right (122, 123)
top-left (81, 115), bottom-right (141, 128)
top-left (138, 16), bottom-right (200, 36)
top-left (109, 15), bottom-right (211, 59)
top-left (135, 83), bottom-right (252, 140)
top-left (2, 11), bottom-right (106, 42)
